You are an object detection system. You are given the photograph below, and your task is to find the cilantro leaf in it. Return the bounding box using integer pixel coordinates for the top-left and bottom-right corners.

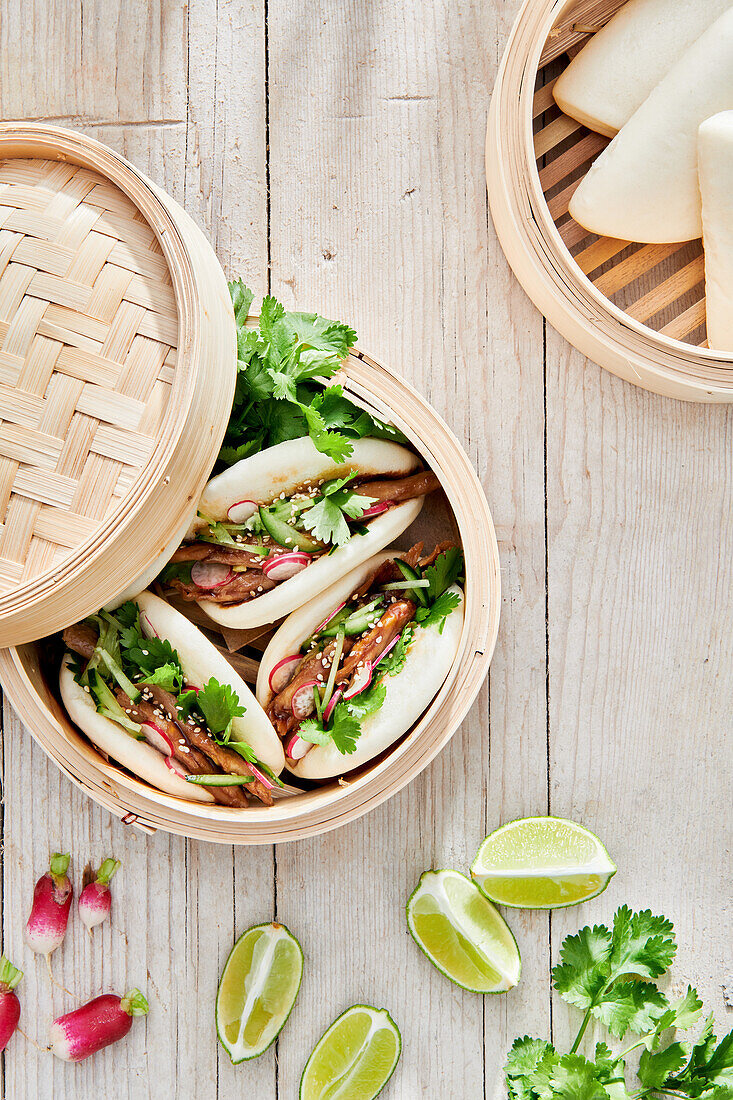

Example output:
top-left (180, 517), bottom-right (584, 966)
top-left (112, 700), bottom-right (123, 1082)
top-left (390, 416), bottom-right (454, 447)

top-left (550, 1055), bottom-right (610, 1100)
top-left (227, 740), bottom-right (257, 764)
top-left (415, 590), bottom-right (462, 632)
top-left (230, 278), bottom-right (254, 328)
top-left (592, 981), bottom-right (668, 1039)
top-left (648, 986), bottom-right (704, 1049)
top-left (300, 476), bottom-right (371, 547)
top-left (140, 662), bottom-right (183, 694)
top-left (218, 283), bottom-right (401, 468)
top-left (378, 625), bottom-right (413, 676)
top-left (638, 1043), bottom-right (689, 1088)
top-left (552, 924), bottom-right (613, 1009)
top-left (506, 1037), bottom-right (559, 1078)
top-left (609, 906), bottom-right (676, 981)
top-left (195, 678), bottom-right (246, 736)
top-left (298, 706), bottom-right (361, 755)
top-left (124, 636), bottom-right (183, 682)
top-left (423, 547), bottom-right (464, 600)
top-left (344, 681), bottom-right (386, 720)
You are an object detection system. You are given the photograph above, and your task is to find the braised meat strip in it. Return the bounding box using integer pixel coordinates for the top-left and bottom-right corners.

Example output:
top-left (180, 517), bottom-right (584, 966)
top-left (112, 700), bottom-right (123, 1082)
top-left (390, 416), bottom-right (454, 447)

top-left (62, 625), bottom-right (271, 806)
top-left (115, 689), bottom-right (249, 807)
top-left (169, 570), bottom-right (276, 604)
top-left (356, 470), bottom-right (441, 502)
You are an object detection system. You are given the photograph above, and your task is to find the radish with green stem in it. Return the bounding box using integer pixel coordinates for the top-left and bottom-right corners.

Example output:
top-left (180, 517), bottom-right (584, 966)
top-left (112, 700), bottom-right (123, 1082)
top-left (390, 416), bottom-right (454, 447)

top-left (25, 853), bottom-right (73, 988)
top-left (78, 858), bottom-right (120, 932)
top-left (50, 990), bottom-right (149, 1061)
top-left (0, 956), bottom-right (22, 1051)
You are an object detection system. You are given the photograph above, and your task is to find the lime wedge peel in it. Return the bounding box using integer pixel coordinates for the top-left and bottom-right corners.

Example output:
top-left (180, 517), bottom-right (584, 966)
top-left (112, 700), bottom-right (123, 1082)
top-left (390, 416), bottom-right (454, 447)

top-left (470, 816), bottom-right (616, 910)
top-left (216, 922), bottom-right (303, 1063)
top-left (406, 869), bottom-right (521, 994)
top-left (300, 1004), bottom-right (401, 1100)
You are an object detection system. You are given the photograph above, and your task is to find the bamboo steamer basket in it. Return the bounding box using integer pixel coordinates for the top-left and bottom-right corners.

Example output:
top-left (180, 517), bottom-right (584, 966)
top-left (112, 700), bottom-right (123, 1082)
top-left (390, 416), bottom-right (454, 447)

top-left (1, 349), bottom-right (500, 842)
top-left (488, 0), bottom-right (733, 401)
top-left (0, 124), bottom-right (236, 643)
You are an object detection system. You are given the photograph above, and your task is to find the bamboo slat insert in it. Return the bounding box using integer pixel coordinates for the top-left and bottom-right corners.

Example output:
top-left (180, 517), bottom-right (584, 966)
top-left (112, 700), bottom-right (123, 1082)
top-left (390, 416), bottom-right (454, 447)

top-left (0, 156), bottom-right (178, 593)
top-left (534, 62), bottom-right (711, 346)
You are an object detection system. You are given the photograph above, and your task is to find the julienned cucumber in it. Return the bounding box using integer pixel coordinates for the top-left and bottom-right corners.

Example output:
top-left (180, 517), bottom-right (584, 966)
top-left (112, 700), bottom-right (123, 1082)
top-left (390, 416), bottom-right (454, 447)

top-left (258, 507), bottom-right (321, 552)
top-left (396, 560), bottom-right (429, 606)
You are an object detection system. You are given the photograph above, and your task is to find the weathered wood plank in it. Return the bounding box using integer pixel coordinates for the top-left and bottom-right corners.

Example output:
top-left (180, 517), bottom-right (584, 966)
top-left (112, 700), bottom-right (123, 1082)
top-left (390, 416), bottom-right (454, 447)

top-left (0, 2), bottom-right (273, 1098)
top-left (544, 338), bottom-right (733, 1053)
top-left (267, 1), bottom-right (547, 1096)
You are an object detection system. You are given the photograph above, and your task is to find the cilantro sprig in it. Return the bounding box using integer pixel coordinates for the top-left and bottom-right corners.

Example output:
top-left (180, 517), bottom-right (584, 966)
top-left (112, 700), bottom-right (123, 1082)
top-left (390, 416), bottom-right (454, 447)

top-left (506, 907), bottom-right (733, 1100)
top-left (219, 280), bottom-right (405, 468)
top-left (300, 473), bottom-right (373, 547)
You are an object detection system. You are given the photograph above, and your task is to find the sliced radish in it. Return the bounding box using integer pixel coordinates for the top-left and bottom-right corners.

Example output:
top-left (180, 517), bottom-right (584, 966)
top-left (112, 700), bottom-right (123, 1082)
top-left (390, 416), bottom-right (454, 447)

top-left (248, 763), bottom-right (275, 791)
top-left (313, 601), bottom-right (346, 635)
top-left (291, 680), bottom-right (319, 720)
top-left (263, 551), bottom-right (311, 582)
top-left (164, 756), bottom-right (186, 778)
top-left (322, 686), bottom-right (342, 724)
top-left (141, 613), bottom-right (159, 638)
top-left (343, 662), bottom-right (373, 699)
top-left (190, 561), bottom-right (234, 590)
top-left (227, 499), bottom-right (258, 523)
top-left (140, 722), bottom-right (175, 757)
top-left (358, 501), bottom-right (392, 520)
top-left (268, 654), bottom-right (302, 695)
top-left (284, 734), bottom-right (312, 761)
top-left (373, 633), bottom-right (401, 670)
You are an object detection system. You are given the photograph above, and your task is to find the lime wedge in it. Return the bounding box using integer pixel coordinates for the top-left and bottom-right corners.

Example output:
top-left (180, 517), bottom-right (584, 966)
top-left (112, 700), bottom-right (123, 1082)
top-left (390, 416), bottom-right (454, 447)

top-left (471, 816), bottom-right (616, 909)
top-left (216, 922), bottom-right (303, 1062)
top-left (406, 869), bottom-right (520, 993)
top-left (300, 1005), bottom-right (401, 1100)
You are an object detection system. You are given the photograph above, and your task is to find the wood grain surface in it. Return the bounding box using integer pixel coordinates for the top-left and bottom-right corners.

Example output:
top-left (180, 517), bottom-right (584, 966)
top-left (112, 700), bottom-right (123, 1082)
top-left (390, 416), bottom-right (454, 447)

top-left (0, 1), bottom-right (730, 1097)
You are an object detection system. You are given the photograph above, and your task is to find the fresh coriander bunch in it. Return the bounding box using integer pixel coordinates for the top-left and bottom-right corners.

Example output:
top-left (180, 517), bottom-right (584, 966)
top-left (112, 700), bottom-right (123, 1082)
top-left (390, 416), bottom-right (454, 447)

top-left (219, 281), bottom-right (405, 468)
top-left (506, 906), bottom-right (733, 1100)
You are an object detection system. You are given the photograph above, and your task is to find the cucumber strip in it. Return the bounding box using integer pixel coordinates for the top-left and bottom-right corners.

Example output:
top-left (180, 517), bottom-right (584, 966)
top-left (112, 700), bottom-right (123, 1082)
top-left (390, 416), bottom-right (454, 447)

top-left (381, 579), bottom-right (431, 591)
top-left (88, 670), bottom-right (142, 734)
top-left (185, 774), bottom-right (254, 786)
top-left (396, 559), bottom-right (429, 606)
top-left (258, 506), bottom-right (321, 552)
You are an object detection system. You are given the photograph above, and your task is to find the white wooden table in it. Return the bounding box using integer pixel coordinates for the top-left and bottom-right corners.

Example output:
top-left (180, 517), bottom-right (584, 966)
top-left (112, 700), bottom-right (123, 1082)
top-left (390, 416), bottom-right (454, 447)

top-left (0, 2), bottom-right (730, 1096)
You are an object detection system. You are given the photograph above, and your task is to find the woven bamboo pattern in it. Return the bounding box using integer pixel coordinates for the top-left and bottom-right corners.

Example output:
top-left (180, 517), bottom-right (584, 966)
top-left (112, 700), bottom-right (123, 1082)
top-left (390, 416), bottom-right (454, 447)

top-left (0, 156), bottom-right (178, 594)
top-left (534, 62), bottom-right (706, 346)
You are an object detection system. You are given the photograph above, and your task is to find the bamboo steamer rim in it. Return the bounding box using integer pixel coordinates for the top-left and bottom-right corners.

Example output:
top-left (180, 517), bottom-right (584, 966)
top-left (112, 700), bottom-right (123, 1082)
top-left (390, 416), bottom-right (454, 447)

top-left (488, 0), bottom-right (733, 402)
top-left (0, 124), bottom-right (234, 643)
top-left (0, 348), bottom-right (500, 843)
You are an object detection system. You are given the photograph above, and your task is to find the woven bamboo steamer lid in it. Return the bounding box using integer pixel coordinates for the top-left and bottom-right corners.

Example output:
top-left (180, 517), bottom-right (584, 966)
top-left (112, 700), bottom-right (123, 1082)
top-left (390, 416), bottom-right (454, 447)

top-left (0, 348), bottom-right (500, 843)
top-left (488, 0), bottom-right (733, 402)
top-left (0, 123), bottom-right (235, 645)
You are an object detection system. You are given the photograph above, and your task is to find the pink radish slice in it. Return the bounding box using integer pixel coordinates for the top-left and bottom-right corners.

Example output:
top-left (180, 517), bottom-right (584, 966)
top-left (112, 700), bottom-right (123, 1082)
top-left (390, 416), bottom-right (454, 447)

top-left (248, 764), bottom-right (275, 792)
top-left (141, 613), bottom-right (159, 638)
top-left (322, 686), bottom-right (342, 724)
top-left (291, 680), bottom-right (319, 720)
top-left (227, 499), bottom-right (257, 523)
top-left (358, 501), bottom-right (392, 520)
top-left (313, 601), bottom-right (346, 635)
top-left (284, 735), bottom-right (312, 761)
top-left (50, 990), bottom-right (149, 1062)
top-left (164, 756), bottom-right (186, 778)
top-left (191, 561), bottom-right (234, 589)
top-left (373, 633), bottom-right (401, 670)
top-left (140, 722), bottom-right (175, 757)
top-left (268, 654), bottom-right (302, 694)
top-left (263, 552), bottom-right (311, 582)
top-left (343, 662), bottom-right (373, 700)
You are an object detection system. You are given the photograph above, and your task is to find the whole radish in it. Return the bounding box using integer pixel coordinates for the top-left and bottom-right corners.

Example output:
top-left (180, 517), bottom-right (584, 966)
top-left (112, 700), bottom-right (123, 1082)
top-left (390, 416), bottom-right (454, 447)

top-left (78, 858), bottom-right (121, 932)
top-left (25, 853), bottom-right (73, 957)
top-left (50, 989), bottom-right (149, 1061)
top-left (0, 956), bottom-right (22, 1051)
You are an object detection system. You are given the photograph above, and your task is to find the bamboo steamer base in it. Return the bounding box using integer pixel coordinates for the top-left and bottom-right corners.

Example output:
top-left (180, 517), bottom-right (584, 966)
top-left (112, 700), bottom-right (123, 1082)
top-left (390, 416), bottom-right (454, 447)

top-left (488, 0), bottom-right (733, 401)
top-left (0, 349), bottom-right (500, 844)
